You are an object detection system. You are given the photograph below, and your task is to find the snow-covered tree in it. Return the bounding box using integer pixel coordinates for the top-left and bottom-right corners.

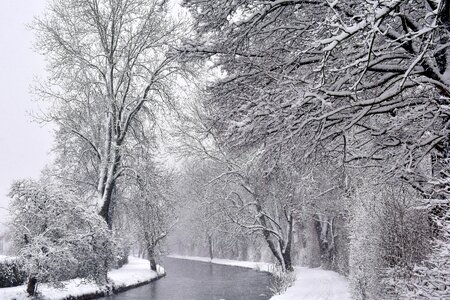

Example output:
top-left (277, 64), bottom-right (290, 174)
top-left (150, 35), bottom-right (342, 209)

top-left (172, 98), bottom-right (309, 271)
top-left (34, 0), bottom-right (187, 227)
top-left (181, 0), bottom-right (450, 196)
top-left (178, 158), bottom-right (258, 260)
top-left (179, 1), bottom-right (450, 296)
top-left (402, 207), bottom-right (450, 299)
top-left (8, 179), bottom-right (115, 296)
top-left (347, 174), bottom-right (432, 299)
top-left (125, 162), bottom-right (177, 271)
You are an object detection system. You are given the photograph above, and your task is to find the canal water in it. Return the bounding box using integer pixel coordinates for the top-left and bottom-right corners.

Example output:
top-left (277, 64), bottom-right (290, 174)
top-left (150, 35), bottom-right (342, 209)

top-left (102, 257), bottom-right (273, 300)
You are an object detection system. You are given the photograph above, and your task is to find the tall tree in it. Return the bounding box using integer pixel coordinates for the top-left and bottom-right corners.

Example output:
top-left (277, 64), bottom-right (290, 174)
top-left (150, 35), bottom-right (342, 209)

top-left (34, 0), bottom-right (184, 227)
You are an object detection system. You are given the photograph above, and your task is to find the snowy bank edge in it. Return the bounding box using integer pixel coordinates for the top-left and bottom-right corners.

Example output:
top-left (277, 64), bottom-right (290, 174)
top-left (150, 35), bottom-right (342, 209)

top-left (42, 272), bottom-right (167, 300)
top-left (167, 255), bottom-right (275, 273)
top-left (0, 256), bottom-right (166, 300)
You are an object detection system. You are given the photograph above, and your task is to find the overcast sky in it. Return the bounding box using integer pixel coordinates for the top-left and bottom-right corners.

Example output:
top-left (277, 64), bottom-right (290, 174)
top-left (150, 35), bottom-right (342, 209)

top-left (0, 0), bottom-right (53, 228)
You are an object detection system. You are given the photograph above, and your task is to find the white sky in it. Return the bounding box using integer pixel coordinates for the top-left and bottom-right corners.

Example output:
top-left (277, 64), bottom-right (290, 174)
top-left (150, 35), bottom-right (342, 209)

top-left (0, 0), bottom-right (53, 228)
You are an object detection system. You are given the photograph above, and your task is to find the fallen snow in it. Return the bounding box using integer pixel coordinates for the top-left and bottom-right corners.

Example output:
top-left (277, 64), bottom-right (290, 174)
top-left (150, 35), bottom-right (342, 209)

top-left (168, 254), bottom-right (275, 273)
top-left (271, 267), bottom-right (352, 300)
top-left (108, 256), bottom-right (164, 287)
top-left (168, 255), bottom-right (351, 300)
top-left (0, 255), bottom-right (16, 263)
top-left (0, 256), bottom-right (163, 300)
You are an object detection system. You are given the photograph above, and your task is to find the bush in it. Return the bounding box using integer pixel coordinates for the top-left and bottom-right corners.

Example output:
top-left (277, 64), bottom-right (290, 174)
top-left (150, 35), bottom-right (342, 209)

top-left (401, 211), bottom-right (450, 299)
top-left (348, 180), bottom-right (431, 300)
top-left (115, 244), bottom-right (130, 269)
top-left (269, 268), bottom-right (296, 295)
top-left (0, 257), bottom-right (26, 288)
top-left (8, 179), bottom-right (117, 294)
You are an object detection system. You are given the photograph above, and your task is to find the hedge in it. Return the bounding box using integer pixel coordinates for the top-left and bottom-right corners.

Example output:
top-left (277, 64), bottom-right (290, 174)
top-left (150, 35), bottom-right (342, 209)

top-left (0, 256), bottom-right (27, 288)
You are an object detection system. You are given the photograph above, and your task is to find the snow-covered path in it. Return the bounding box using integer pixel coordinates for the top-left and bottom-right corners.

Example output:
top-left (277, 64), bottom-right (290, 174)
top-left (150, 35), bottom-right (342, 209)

top-left (271, 267), bottom-right (352, 300)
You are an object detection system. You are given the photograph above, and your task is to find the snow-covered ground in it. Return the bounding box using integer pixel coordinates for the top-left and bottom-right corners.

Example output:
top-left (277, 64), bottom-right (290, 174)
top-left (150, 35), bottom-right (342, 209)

top-left (271, 267), bottom-right (352, 300)
top-left (0, 256), bottom-right (164, 300)
top-left (168, 255), bottom-right (352, 300)
top-left (0, 255), bottom-right (15, 263)
top-left (168, 254), bottom-right (275, 272)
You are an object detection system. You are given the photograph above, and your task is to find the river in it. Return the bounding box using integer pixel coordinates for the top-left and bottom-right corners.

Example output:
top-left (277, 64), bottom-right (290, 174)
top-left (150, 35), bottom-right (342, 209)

top-left (102, 257), bottom-right (273, 300)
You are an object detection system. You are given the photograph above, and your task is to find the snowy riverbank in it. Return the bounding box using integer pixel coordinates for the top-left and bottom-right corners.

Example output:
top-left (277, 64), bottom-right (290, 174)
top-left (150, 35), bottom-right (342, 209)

top-left (168, 255), bottom-right (351, 300)
top-left (168, 254), bottom-right (275, 272)
top-left (0, 256), bottom-right (165, 300)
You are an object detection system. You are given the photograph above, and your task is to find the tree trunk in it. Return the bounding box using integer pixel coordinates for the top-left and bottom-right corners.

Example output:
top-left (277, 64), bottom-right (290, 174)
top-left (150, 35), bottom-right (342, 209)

top-left (99, 146), bottom-right (121, 228)
top-left (255, 200), bottom-right (286, 270)
top-left (97, 116), bottom-right (113, 200)
top-left (148, 246), bottom-right (157, 271)
top-left (282, 248), bottom-right (293, 272)
top-left (282, 214), bottom-right (294, 272)
top-left (26, 277), bottom-right (37, 296)
top-left (240, 238), bottom-right (249, 261)
top-left (315, 215), bottom-right (338, 269)
top-left (208, 234), bottom-right (214, 260)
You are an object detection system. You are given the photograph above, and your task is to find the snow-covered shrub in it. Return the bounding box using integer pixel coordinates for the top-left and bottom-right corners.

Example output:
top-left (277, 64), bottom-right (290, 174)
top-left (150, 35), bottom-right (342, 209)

top-left (402, 210), bottom-right (450, 299)
top-left (348, 178), bottom-right (431, 300)
top-left (8, 179), bottom-right (116, 294)
top-left (114, 239), bottom-right (130, 268)
top-left (269, 268), bottom-right (296, 295)
top-left (0, 257), bottom-right (26, 287)
top-left (379, 199), bottom-right (432, 298)
top-left (348, 191), bottom-right (382, 300)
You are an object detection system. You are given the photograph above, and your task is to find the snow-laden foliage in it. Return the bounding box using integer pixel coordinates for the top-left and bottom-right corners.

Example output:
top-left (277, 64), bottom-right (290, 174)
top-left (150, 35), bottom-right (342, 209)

top-left (126, 163), bottom-right (177, 271)
top-left (0, 257), bottom-right (26, 288)
top-left (348, 183), bottom-right (385, 299)
top-left (402, 211), bottom-right (450, 299)
top-left (33, 0), bottom-right (187, 227)
top-left (348, 177), bottom-right (432, 299)
top-left (178, 1), bottom-right (450, 298)
top-left (170, 100), bottom-right (302, 271)
top-left (270, 268), bottom-right (297, 295)
top-left (170, 158), bottom-right (264, 261)
top-left (181, 0), bottom-right (450, 193)
top-left (8, 179), bottom-right (116, 288)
